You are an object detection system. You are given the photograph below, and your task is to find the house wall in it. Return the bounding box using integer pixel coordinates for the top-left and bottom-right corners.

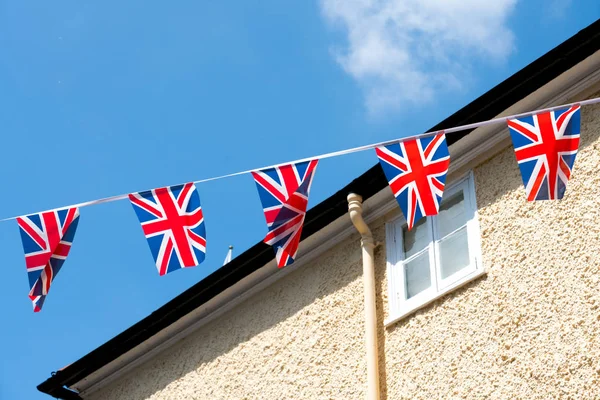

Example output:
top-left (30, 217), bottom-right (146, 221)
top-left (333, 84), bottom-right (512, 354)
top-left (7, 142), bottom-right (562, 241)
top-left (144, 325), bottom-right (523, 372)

top-left (89, 99), bottom-right (600, 400)
top-left (380, 98), bottom-right (600, 399)
top-left (89, 233), bottom-right (371, 400)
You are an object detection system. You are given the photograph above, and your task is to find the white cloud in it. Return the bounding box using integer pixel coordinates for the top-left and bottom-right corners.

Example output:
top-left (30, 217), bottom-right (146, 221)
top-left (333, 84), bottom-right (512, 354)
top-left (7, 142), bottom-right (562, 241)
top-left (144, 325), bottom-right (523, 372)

top-left (320, 0), bottom-right (518, 116)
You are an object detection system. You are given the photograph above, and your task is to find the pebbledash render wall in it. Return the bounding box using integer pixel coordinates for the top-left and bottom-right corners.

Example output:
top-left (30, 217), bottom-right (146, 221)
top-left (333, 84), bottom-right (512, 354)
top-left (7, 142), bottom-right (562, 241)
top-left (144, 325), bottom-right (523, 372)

top-left (380, 94), bottom-right (600, 399)
top-left (90, 98), bottom-right (600, 400)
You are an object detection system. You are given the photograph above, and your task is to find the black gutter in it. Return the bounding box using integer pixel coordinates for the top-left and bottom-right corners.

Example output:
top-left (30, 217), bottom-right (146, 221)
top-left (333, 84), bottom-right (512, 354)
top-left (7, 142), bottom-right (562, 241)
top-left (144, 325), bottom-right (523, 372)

top-left (38, 18), bottom-right (600, 399)
top-left (43, 385), bottom-right (81, 400)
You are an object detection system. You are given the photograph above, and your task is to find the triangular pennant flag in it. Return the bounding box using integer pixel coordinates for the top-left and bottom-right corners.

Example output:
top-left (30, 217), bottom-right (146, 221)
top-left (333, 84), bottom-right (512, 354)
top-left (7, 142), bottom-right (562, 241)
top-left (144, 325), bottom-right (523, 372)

top-left (507, 105), bottom-right (580, 201)
top-left (252, 160), bottom-right (318, 267)
top-left (17, 208), bottom-right (80, 312)
top-left (376, 133), bottom-right (450, 230)
top-left (129, 182), bottom-right (206, 276)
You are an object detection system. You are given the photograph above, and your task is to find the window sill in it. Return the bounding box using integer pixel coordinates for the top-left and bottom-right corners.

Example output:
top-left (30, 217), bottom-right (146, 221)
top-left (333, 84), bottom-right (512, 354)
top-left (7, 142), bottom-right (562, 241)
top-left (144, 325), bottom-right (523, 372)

top-left (384, 268), bottom-right (487, 327)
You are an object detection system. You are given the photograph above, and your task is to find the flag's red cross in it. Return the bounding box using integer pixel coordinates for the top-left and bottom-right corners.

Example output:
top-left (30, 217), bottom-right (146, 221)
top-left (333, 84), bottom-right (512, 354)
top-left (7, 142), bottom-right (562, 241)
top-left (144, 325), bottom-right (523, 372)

top-left (376, 134), bottom-right (449, 228)
top-left (508, 106), bottom-right (580, 200)
top-left (129, 183), bottom-right (205, 275)
top-left (252, 160), bottom-right (318, 267)
top-left (16, 208), bottom-right (78, 310)
top-left (262, 187), bottom-right (307, 250)
top-left (252, 165), bottom-right (309, 227)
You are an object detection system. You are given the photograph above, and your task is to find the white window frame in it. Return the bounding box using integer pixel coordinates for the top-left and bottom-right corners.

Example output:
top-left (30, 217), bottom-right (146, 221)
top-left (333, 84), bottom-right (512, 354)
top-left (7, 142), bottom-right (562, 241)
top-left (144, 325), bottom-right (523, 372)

top-left (385, 171), bottom-right (485, 326)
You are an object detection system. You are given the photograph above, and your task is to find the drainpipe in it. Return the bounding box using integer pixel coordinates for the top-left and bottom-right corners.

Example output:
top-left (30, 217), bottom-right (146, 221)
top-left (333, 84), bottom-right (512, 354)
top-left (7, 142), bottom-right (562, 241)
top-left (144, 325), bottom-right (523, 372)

top-left (348, 193), bottom-right (380, 400)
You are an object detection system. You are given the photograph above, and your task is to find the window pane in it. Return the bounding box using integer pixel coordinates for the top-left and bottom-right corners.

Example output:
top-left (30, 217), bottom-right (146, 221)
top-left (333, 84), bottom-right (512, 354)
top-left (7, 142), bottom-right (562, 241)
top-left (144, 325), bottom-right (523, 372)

top-left (404, 252), bottom-right (431, 299)
top-left (438, 191), bottom-right (467, 238)
top-left (403, 217), bottom-right (429, 258)
top-left (439, 227), bottom-right (470, 279)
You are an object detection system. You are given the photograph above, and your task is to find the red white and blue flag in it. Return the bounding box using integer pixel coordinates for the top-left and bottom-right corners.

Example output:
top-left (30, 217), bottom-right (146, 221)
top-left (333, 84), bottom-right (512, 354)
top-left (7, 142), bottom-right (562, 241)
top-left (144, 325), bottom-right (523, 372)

top-left (376, 134), bottom-right (450, 230)
top-left (17, 208), bottom-right (80, 312)
top-left (252, 160), bottom-right (318, 267)
top-left (507, 106), bottom-right (580, 201)
top-left (129, 183), bottom-right (206, 276)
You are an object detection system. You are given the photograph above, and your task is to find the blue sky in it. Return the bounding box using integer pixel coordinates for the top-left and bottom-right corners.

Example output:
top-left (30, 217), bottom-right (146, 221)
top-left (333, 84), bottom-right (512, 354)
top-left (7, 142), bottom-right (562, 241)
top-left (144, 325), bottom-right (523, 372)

top-left (0, 1), bottom-right (598, 399)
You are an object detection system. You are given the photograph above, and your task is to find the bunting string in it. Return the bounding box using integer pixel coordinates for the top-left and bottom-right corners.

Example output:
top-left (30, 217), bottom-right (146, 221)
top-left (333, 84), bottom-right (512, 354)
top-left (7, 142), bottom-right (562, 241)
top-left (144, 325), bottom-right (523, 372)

top-left (3, 96), bottom-right (600, 222)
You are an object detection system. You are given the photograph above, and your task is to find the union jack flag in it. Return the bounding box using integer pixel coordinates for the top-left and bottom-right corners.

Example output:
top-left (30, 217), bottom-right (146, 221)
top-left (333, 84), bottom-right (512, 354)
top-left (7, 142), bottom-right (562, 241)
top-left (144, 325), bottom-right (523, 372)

top-left (507, 105), bottom-right (580, 201)
top-left (129, 182), bottom-right (206, 276)
top-left (376, 134), bottom-right (450, 230)
top-left (17, 208), bottom-right (80, 312)
top-left (252, 160), bottom-right (318, 267)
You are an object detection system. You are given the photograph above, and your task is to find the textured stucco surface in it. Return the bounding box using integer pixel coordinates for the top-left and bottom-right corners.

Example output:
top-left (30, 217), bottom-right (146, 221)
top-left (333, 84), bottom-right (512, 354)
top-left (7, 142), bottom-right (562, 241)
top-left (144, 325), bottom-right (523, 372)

top-left (380, 98), bottom-right (600, 399)
top-left (90, 99), bottom-right (600, 400)
top-left (89, 236), bottom-right (370, 400)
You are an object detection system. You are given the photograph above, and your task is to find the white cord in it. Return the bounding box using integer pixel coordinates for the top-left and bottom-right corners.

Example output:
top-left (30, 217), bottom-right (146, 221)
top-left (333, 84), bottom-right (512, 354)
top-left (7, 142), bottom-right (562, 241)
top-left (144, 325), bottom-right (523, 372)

top-left (1, 97), bottom-right (595, 222)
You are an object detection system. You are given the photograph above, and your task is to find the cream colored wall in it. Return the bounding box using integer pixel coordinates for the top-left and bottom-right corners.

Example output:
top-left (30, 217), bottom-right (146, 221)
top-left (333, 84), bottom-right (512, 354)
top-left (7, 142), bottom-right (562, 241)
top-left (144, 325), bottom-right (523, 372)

top-left (90, 100), bottom-right (600, 400)
top-left (89, 235), bottom-right (370, 400)
top-left (379, 99), bottom-right (600, 399)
